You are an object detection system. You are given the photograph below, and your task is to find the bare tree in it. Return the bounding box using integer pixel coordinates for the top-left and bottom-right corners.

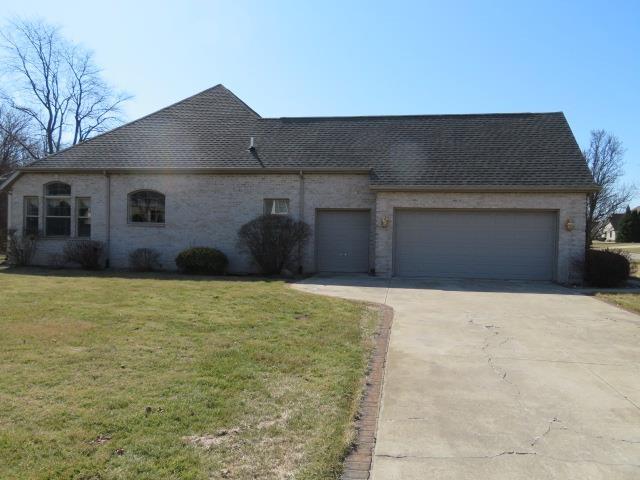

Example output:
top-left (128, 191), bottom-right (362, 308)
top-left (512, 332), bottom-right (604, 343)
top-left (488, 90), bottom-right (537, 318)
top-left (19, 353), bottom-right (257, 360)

top-left (0, 18), bottom-right (130, 156)
top-left (584, 129), bottom-right (635, 245)
top-left (0, 106), bottom-right (40, 172)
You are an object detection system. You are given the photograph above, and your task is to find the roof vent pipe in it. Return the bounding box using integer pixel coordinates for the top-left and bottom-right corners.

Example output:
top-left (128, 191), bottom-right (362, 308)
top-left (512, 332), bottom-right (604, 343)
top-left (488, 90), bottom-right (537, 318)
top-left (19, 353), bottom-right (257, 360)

top-left (249, 136), bottom-right (256, 151)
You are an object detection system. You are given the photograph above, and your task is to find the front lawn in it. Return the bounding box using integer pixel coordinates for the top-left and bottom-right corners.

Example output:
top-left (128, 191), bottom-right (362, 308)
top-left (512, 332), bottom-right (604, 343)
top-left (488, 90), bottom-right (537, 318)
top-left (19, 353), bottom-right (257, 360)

top-left (0, 269), bottom-right (377, 479)
top-left (595, 292), bottom-right (640, 315)
top-left (592, 241), bottom-right (640, 253)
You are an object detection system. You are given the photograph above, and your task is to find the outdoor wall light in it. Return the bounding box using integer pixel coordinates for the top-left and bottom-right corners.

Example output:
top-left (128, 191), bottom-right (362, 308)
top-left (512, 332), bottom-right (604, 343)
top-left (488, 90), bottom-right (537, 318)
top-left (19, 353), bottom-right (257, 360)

top-left (380, 216), bottom-right (390, 228)
top-left (565, 218), bottom-right (575, 231)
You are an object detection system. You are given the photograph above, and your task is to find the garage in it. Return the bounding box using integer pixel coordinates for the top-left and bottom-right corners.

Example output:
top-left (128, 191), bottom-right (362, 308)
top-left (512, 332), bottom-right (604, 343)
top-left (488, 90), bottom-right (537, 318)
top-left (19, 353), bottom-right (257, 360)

top-left (316, 210), bottom-right (370, 273)
top-left (393, 209), bottom-right (557, 280)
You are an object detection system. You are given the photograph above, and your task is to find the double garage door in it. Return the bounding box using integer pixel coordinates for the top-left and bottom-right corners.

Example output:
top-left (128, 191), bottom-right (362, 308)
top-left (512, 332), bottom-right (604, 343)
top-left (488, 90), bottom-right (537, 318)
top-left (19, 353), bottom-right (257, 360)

top-left (315, 209), bottom-right (557, 280)
top-left (394, 210), bottom-right (557, 280)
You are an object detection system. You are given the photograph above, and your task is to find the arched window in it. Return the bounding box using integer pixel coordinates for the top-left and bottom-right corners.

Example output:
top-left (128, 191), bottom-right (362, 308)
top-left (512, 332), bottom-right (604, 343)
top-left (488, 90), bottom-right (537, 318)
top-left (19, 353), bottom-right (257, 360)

top-left (44, 182), bottom-right (71, 236)
top-left (45, 182), bottom-right (71, 196)
top-left (128, 190), bottom-right (165, 224)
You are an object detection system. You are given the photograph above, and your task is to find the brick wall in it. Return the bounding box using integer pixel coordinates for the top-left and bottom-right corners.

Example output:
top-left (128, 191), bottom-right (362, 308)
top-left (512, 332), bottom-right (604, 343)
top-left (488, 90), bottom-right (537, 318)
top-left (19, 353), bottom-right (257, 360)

top-left (374, 191), bottom-right (587, 283)
top-left (7, 172), bottom-right (587, 282)
top-left (8, 172), bottom-right (373, 272)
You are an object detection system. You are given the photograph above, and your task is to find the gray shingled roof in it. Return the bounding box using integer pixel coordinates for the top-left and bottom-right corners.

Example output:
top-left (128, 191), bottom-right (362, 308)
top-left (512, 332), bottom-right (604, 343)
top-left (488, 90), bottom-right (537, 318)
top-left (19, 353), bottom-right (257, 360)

top-left (24, 84), bottom-right (597, 190)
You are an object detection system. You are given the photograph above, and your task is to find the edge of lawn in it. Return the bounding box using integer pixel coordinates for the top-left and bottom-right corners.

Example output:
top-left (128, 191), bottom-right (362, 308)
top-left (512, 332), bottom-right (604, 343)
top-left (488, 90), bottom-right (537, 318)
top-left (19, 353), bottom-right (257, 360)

top-left (591, 291), bottom-right (640, 316)
top-left (281, 281), bottom-right (393, 479)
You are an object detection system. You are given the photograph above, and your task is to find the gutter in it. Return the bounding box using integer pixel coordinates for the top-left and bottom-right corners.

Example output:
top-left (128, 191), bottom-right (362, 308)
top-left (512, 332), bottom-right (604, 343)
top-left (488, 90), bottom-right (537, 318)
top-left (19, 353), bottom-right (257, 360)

top-left (369, 184), bottom-right (601, 193)
top-left (0, 171), bottom-right (21, 192)
top-left (18, 167), bottom-right (373, 175)
top-left (5, 168), bottom-right (600, 194)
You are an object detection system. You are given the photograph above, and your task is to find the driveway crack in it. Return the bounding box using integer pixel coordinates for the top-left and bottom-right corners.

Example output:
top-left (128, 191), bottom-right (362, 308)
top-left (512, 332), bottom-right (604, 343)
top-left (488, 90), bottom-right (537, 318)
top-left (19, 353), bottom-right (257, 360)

top-left (530, 417), bottom-right (561, 447)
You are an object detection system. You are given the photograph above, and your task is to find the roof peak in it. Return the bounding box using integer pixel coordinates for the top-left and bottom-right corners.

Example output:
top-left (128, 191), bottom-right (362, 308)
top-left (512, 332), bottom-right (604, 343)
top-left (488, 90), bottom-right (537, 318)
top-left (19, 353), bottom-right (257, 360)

top-left (28, 83), bottom-right (259, 167)
top-left (268, 112), bottom-right (564, 122)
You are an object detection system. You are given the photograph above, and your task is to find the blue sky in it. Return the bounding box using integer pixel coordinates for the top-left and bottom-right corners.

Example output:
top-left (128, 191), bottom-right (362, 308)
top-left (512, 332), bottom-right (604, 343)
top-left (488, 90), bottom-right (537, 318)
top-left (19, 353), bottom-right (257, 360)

top-left (3, 0), bottom-right (639, 201)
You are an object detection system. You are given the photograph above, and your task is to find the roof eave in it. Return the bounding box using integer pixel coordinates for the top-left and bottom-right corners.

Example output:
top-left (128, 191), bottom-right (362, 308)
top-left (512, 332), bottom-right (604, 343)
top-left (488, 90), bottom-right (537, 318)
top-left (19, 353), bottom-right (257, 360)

top-left (370, 184), bottom-right (600, 193)
top-left (0, 171), bottom-right (21, 192)
top-left (18, 166), bottom-right (372, 175)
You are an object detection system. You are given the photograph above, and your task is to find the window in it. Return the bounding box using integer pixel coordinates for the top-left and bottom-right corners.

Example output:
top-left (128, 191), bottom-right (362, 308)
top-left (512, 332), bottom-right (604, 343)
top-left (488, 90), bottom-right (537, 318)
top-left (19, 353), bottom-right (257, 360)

top-left (76, 198), bottom-right (91, 237)
top-left (264, 198), bottom-right (289, 215)
top-left (46, 182), bottom-right (71, 196)
top-left (24, 197), bottom-right (39, 235)
top-left (128, 190), bottom-right (165, 224)
top-left (45, 182), bottom-right (71, 236)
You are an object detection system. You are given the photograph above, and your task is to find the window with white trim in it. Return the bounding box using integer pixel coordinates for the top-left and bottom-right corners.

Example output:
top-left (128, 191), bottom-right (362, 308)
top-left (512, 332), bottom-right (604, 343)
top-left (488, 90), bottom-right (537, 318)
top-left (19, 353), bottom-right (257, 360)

top-left (128, 190), bottom-right (165, 224)
top-left (45, 182), bottom-right (71, 236)
top-left (76, 197), bottom-right (91, 237)
top-left (264, 198), bottom-right (289, 215)
top-left (24, 196), bottom-right (39, 235)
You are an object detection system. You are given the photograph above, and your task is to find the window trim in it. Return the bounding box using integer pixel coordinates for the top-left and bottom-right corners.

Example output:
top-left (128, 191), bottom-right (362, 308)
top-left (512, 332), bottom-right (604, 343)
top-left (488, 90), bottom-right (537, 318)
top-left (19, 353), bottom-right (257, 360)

top-left (264, 198), bottom-right (290, 215)
top-left (44, 182), bottom-right (72, 237)
top-left (44, 181), bottom-right (71, 196)
top-left (23, 196), bottom-right (39, 235)
top-left (127, 189), bottom-right (166, 225)
top-left (76, 197), bottom-right (91, 238)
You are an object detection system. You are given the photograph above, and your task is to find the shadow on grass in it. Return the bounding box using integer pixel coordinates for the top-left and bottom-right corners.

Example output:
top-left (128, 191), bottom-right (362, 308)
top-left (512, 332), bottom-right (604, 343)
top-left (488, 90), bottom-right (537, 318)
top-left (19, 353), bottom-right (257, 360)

top-left (0, 265), bottom-right (301, 283)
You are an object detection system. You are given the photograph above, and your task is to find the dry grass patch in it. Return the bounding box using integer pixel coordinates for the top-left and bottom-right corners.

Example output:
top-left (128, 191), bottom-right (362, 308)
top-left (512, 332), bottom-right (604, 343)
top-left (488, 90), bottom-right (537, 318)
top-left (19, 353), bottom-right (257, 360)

top-left (0, 269), bottom-right (377, 479)
top-left (595, 292), bottom-right (640, 315)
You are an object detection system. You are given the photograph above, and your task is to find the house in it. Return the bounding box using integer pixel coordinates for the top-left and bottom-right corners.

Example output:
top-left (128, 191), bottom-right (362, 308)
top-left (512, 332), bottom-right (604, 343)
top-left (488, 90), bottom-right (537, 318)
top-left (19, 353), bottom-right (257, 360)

top-left (0, 85), bottom-right (597, 282)
top-left (602, 213), bottom-right (626, 242)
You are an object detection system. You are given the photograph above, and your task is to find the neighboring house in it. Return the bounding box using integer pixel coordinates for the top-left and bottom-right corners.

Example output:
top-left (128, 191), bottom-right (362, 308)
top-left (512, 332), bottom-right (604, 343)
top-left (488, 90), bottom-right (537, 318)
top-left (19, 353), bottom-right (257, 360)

top-left (602, 213), bottom-right (626, 242)
top-left (602, 208), bottom-right (640, 242)
top-left (0, 85), bottom-right (597, 282)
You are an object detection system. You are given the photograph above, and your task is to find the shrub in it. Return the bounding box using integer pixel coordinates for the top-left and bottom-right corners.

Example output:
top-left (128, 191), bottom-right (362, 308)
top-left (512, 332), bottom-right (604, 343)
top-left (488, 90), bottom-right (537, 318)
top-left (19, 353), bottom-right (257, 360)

top-left (129, 248), bottom-right (161, 272)
top-left (63, 240), bottom-right (104, 270)
top-left (7, 230), bottom-right (37, 266)
top-left (585, 249), bottom-right (630, 287)
top-left (175, 247), bottom-right (228, 275)
top-left (237, 215), bottom-right (311, 275)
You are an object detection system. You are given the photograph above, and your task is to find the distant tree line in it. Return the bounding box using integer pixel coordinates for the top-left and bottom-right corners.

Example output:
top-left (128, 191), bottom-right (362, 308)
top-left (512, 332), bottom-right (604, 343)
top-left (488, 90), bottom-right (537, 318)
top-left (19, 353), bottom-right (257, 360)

top-left (617, 207), bottom-right (640, 243)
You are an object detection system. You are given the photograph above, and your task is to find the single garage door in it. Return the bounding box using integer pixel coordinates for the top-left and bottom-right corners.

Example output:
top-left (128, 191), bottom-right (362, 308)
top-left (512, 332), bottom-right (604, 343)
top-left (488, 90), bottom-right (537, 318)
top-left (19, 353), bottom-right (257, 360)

top-left (394, 210), bottom-right (557, 280)
top-left (316, 210), bottom-right (370, 273)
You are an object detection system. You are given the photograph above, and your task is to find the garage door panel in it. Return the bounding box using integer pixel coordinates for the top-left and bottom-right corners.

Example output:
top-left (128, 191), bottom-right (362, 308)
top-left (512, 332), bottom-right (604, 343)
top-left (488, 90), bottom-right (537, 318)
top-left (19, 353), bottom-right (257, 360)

top-left (394, 210), bottom-right (556, 280)
top-left (317, 210), bottom-right (370, 273)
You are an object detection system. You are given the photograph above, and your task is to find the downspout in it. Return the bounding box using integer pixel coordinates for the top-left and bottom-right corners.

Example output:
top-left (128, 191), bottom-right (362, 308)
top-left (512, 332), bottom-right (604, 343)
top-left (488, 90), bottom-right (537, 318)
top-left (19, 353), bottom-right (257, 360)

top-left (104, 171), bottom-right (111, 268)
top-left (298, 170), bottom-right (305, 273)
top-left (6, 189), bottom-right (12, 245)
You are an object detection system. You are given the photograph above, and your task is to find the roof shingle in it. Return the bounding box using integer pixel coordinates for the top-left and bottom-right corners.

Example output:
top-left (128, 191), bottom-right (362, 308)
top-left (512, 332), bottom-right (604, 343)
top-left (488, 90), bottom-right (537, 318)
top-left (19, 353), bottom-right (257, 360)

top-left (24, 84), bottom-right (596, 189)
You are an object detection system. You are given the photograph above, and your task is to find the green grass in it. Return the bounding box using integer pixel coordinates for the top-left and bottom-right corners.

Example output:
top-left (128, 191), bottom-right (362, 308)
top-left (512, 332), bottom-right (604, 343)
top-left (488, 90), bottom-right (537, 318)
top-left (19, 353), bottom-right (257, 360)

top-left (0, 269), bottom-right (377, 480)
top-left (595, 293), bottom-right (640, 315)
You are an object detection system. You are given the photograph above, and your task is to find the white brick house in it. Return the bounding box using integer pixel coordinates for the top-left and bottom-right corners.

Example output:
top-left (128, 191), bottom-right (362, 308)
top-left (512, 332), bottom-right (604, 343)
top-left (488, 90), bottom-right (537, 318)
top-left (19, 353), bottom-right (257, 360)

top-left (1, 85), bottom-right (597, 283)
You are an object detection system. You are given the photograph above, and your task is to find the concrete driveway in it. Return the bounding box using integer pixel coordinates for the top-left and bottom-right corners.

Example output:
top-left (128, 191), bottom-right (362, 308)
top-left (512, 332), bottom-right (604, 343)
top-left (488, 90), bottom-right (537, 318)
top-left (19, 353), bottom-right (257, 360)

top-left (293, 276), bottom-right (640, 479)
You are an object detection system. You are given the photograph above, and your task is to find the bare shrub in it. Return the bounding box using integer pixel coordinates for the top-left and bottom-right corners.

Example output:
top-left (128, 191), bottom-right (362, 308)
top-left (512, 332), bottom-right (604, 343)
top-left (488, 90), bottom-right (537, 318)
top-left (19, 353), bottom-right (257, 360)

top-left (63, 240), bottom-right (104, 270)
top-left (129, 248), bottom-right (161, 272)
top-left (175, 247), bottom-right (227, 275)
top-left (237, 215), bottom-right (311, 275)
top-left (585, 249), bottom-right (630, 287)
top-left (6, 229), bottom-right (37, 266)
